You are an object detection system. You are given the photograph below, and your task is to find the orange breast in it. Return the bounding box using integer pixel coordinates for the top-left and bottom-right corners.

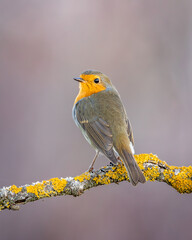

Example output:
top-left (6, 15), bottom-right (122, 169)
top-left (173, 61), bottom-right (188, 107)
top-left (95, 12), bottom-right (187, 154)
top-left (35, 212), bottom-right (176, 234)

top-left (74, 82), bottom-right (106, 105)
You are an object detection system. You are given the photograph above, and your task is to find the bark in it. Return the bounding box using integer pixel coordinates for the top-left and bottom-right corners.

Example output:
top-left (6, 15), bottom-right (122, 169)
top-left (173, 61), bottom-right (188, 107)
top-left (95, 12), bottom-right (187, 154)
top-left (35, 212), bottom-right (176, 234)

top-left (0, 153), bottom-right (191, 211)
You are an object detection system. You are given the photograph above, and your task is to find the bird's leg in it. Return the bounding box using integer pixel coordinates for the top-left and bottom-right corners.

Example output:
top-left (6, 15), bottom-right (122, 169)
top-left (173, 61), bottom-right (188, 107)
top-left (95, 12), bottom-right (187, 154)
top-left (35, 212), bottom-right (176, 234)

top-left (88, 151), bottom-right (99, 172)
top-left (109, 157), bottom-right (122, 167)
top-left (117, 156), bottom-right (123, 165)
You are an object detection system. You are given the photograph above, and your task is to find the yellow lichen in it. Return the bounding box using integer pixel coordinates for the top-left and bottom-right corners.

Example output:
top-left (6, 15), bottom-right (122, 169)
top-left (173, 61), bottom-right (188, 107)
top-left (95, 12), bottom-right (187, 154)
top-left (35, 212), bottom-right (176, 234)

top-left (105, 169), bottom-right (118, 179)
top-left (93, 175), bottom-right (111, 185)
top-left (26, 178), bottom-right (67, 198)
top-left (111, 165), bottom-right (128, 181)
top-left (9, 185), bottom-right (22, 194)
top-left (135, 153), bottom-right (161, 166)
top-left (92, 164), bottom-right (128, 184)
top-left (50, 178), bottom-right (67, 193)
top-left (74, 172), bottom-right (91, 182)
top-left (1, 153), bottom-right (191, 212)
top-left (135, 153), bottom-right (192, 192)
top-left (144, 166), bottom-right (160, 181)
top-left (26, 182), bottom-right (47, 198)
top-left (163, 165), bottom-right (192, 193)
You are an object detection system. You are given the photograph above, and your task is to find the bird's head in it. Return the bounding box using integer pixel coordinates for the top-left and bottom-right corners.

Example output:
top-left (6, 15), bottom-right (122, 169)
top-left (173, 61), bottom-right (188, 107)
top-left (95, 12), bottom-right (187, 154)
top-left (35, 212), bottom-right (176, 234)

top-left (73, 70), bottom-right (113, 104)
top-left (74, 70), bottom-right (112, 89)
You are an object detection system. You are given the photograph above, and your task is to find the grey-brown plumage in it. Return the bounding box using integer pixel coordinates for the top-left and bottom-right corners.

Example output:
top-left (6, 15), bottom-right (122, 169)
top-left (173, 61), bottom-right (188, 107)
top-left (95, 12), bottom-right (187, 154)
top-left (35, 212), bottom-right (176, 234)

top-left (73, 70), bottom-right (146, 185)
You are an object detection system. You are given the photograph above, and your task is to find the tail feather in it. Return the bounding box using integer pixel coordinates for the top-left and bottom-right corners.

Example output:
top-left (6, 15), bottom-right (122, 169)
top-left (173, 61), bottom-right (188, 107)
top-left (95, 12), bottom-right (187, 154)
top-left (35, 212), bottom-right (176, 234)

top-left (121, 149), bottom-right (146, 186)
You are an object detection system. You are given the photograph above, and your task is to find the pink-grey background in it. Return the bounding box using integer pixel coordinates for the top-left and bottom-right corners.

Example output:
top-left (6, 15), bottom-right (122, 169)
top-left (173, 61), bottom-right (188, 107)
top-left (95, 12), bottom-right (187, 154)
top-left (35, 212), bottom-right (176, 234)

top-left (0, 1), bottom-right (192, 240)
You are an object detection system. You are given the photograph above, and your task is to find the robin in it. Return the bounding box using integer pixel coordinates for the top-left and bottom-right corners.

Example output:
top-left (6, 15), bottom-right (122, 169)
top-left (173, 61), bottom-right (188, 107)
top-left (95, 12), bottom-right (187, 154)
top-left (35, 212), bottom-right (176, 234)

top-left (72, 70), bottom-right (146, 186)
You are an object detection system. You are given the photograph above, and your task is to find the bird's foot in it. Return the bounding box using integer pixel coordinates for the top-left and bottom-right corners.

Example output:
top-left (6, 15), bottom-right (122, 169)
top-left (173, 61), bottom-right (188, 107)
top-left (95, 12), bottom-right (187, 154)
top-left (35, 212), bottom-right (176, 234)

top-left (108, 162), bottom-right (115, 167)
top-left (117, 156), bottom-right (123, 166)
top-left (87, 166), bottom-right (95, 172)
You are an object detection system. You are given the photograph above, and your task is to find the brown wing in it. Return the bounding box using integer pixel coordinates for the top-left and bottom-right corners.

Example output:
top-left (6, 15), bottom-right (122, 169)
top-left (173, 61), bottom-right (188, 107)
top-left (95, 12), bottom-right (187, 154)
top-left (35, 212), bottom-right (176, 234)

top-left (74, 104), bottom-right (118, 164)
top-left (126, 118), bottom-right (134, 145)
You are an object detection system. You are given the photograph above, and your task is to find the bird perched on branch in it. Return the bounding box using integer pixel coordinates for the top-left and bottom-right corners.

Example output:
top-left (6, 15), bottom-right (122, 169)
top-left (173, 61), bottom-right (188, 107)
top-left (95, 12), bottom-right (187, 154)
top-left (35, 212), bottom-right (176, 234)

top-left (72, 70), bottom-right (146, 186)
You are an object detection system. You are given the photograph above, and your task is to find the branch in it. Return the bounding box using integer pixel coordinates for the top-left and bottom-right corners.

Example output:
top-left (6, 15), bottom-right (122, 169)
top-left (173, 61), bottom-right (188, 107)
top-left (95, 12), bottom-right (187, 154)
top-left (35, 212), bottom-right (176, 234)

top-left (0, 153), bottom-right (192, 211)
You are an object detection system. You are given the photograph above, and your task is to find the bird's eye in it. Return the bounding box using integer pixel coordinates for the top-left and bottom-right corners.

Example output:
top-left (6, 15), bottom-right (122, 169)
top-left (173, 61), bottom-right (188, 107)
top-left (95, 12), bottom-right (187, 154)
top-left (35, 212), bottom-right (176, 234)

top-left (94, 78), bottom-right (99, 83)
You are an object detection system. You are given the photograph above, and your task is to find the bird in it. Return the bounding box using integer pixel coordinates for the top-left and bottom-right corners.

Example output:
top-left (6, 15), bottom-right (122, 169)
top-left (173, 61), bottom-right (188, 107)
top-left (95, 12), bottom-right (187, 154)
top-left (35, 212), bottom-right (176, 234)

top-left (72, 70), bottom-right (146, 186)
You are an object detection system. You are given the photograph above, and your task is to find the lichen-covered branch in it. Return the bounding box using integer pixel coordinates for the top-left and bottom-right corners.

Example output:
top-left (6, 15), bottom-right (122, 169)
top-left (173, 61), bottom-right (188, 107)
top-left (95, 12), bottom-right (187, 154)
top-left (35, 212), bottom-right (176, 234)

top-left (0, 153), bottom-right (192, 211)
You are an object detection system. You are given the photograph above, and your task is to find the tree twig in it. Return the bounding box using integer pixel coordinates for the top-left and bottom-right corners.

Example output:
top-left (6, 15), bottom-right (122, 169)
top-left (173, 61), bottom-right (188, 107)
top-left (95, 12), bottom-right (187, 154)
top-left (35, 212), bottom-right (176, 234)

top-left (0, 153), bottom-right (192, 211)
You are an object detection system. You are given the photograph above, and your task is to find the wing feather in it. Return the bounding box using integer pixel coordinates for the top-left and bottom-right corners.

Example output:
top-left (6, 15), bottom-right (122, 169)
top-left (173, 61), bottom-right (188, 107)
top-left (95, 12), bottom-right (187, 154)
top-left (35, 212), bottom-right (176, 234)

top-left (126, 118), bottom-right (134, 145)
top-left (74, 102), bottom-right (118, 164)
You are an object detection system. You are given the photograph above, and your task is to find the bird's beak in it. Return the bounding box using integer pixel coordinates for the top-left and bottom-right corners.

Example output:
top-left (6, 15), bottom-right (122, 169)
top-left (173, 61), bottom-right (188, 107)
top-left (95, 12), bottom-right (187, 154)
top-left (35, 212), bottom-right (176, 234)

top-left (73, 77), bottom-right (85, 83)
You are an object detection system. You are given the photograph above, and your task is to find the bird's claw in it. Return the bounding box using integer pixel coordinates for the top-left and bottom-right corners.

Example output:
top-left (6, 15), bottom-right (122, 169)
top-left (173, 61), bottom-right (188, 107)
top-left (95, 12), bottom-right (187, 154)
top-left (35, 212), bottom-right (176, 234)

top-left (87, 167), bottom-right (95, 173)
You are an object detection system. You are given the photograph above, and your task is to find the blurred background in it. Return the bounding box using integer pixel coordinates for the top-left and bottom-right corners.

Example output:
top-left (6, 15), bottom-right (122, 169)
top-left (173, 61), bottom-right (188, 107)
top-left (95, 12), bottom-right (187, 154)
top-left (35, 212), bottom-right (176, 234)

top-left (0, 0), bottom-right (192, 239)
